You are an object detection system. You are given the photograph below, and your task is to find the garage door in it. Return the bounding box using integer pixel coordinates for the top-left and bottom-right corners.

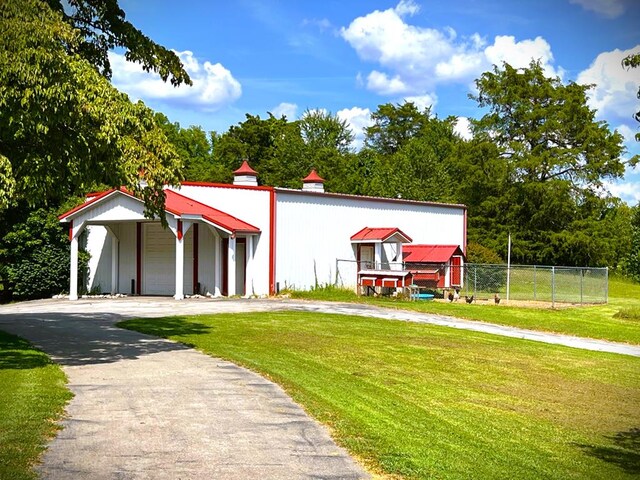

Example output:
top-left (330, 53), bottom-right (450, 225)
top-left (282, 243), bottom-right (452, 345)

top-left (143, 223), bottom-right (175, 295)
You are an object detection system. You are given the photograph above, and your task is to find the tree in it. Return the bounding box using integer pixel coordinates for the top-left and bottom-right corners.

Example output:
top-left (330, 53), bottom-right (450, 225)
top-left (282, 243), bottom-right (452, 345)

top-left (0, 0), bottom-right (183, 218)
top-left (45, 0), bottom-right (191, 86)
top-left (622, 52), bottom-right (640, 141)
top-left (364, 102), bottom-right (432, 155)
top-left (460, 61), bottom-right (632, 266)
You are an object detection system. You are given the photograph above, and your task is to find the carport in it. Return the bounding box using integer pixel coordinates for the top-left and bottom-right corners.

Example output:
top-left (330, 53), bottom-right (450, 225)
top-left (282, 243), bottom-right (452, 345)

top-left (59, 188), bottom-right (260, 300)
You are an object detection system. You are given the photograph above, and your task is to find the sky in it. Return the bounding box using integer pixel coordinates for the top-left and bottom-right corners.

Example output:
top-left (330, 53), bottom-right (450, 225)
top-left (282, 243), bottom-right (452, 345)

top-left (112, 0), bottom-right (640, 204)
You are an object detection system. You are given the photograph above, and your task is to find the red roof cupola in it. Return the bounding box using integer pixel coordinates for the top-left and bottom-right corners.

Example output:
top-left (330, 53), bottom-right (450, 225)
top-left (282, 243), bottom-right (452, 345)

top-left (302, 169), bottom-right (325, 192)
top-left (233, 160), bottom-right (258, 186)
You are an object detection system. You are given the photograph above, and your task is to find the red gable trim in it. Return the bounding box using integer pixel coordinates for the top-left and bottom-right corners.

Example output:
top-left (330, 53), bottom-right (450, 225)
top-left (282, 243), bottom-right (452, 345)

top-left (59, 188), bottom-right (260, 235)
top-left (351, 227), bottom-right (413, 243)
top-left (403, 245), bottom-right (464, 263)
top-left (58, 189), bottom-right (117, 220)
top-left (181, 181), bottom-right (273, 192)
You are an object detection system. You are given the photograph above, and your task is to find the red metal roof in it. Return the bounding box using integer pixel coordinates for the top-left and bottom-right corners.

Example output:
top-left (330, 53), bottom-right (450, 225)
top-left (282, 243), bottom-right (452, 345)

top-left (164, 190), bottom-right (260, 234)
top-left (302, 169), bottom-right (324, 183)
top-left (350, 227), bottom-right (413, 243)
top-left (59, 188), bottom-right (260, 234)
top-left (403, 245), bottom-right (463, 263)
top-left (233, 160), bottom-right (258, 176)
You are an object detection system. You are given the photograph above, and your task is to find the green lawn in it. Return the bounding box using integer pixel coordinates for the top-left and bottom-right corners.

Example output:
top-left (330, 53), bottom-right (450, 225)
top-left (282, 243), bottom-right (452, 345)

top-left (287, 276), bottom-right (640, 345)
top-left (0, 330), bottom-right (72, 480)
top-left (119, 312), bottom-right (640, 480)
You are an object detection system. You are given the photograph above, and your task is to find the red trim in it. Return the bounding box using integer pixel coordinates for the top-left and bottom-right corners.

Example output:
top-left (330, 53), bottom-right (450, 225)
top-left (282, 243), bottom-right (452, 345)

top-left (136, 222), bottom-right (142, 295)
top-left (177, 220), bottom-right (183, 240)
top-left (269, 189), bottom-right (276, 295)
top-left (275, 187), bottom-right (466, 209)
top-left (193, 223), bottom-right (199, 294)
top-left (221, 237), bottom-right (229, 296)
top-left (181, 181), bottom-right (274, 192)
top-left (59, 189), bottom-right (116, 220)
top-left (68, 220), bottom-right (73, 241)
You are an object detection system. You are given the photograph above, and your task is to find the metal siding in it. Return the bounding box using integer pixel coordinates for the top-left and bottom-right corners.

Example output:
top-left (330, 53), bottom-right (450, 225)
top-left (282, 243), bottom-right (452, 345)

top-left (86, 226), bottom-right (111, 293)
top-left (143, 223), bottom-right (175, 295)
top-left (117, 223), bottom-right (136, 294)
top-left (276, 192), bottom-right (465, 290)
top-left (178, 185), bottom-right (271, 295)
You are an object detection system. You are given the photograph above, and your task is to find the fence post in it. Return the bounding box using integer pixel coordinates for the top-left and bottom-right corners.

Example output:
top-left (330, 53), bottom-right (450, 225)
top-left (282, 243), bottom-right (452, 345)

top-left (605, 267), bottom-right (609, 304)
top-left (580, 268), bottom-right (584, 305)
top-left (551, 266), bottom-right (555, 308)
top-left (533, 265), bottom-right (537, 301)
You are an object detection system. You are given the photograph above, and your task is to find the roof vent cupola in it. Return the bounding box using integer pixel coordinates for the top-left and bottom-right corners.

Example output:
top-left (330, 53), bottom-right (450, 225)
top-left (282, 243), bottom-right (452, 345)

top-left (302, 169), bottom-right (325, 193)
top-left (233, 160), bottom-right (258, 186)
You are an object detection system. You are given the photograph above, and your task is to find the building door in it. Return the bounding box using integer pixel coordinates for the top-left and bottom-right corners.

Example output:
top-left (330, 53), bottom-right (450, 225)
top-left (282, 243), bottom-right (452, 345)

top-left (359, 245), bottom-right (374, 270)
top-left (143, 223), bottom-right (175, 295)
top-left (451, 255), bottom-right (462, 286)
top-left (235, 238), bottom-right (246, 296)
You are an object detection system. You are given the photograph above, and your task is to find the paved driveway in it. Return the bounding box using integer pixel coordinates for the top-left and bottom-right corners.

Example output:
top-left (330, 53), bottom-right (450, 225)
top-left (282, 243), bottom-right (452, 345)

top-left (1, 296), bottom-right (638, 479)
top-left (0, 298), bottom-right (369, 479)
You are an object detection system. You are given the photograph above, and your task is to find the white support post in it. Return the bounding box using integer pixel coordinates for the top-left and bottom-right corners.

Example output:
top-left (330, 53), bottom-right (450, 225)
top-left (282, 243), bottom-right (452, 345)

top-left (245, 236), bottom-right (254, 297)
top-left (110, 231), bottom-right (119, 295)
top-left (69, 234), bottom-right (79, 301)
top-left (374, 243), bottom-right (382, 270)
top-left (175, 232), bottom-right (185, 300)
top-left (227, 236), bottom-right (236, 296)
top-left (396, 241), bottom-right (403, 271)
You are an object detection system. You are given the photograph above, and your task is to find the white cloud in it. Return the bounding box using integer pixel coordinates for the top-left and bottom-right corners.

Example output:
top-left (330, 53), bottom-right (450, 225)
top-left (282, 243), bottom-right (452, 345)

top-left (403, 93), bottom-right (437, 110)
top-left (395, 0), bottom-right (421, 17)
top-left (604, 179), bottom-right (640, 205)
top-left (484, 35), bottom-right (564, 79)
top-left (577, 46), bottom-right (640, 124)
top-left (569, 0), bottom-right (625, 18)
top-left (367, 71), bottom-right (409, 95)
top-left (271, 102), bottom-right (298, 119)
top-left (454, 116), bottom-right (473, 140)
top-left (337, 106), bottom-right (373, 149)
top-left (341, 2), bottom-right (563, 100)
top-left (109, 50), bottom-right (241, 111)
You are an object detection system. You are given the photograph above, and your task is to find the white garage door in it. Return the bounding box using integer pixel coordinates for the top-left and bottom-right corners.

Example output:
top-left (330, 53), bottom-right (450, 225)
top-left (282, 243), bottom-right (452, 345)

top-left (143, 223), bottom-right (175, 295)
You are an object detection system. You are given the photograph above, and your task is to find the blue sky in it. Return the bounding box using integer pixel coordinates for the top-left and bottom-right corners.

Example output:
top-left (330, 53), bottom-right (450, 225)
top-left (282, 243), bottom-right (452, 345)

top-left (112, 0), bottom-right (640, 204)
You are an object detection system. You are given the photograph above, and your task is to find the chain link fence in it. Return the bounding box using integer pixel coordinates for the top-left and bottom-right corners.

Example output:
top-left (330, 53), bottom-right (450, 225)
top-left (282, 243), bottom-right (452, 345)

top-left (335, 259), bottom-right (608, 305)
top-left (462, 264), bottom-right (608, 305)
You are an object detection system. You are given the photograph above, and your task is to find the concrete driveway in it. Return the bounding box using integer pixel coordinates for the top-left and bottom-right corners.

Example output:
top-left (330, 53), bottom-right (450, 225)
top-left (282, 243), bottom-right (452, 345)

top-left (1, 296), bottom-right (638, 479)
top-left (0, 298), bottom-right (370, 480)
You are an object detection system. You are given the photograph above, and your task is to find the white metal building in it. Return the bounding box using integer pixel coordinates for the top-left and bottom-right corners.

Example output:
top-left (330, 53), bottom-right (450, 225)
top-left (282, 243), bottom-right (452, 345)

top-left (59, 162), bottom-right (467, 299)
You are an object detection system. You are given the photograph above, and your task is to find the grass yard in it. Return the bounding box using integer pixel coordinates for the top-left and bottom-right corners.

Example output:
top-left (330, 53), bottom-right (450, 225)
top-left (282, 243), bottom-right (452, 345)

top-left (119, 312), bottom-right (640, 480)
top-left (287, 276), bottom-right (640, 345)
top-left (0, 330), bottom-right (72, 480)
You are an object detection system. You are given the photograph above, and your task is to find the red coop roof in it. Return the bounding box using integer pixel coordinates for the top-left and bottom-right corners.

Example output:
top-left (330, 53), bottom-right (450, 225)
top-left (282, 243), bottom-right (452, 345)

top-left (350, 227), bottom-right (413, 243)
top-left (403, 245), bottom-right (463, 263)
